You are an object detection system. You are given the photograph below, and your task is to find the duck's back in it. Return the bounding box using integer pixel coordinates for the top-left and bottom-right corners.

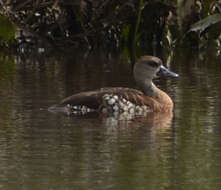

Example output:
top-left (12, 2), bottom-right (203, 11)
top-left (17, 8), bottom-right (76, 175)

top-left (49, 87), bottom-right (156, 116)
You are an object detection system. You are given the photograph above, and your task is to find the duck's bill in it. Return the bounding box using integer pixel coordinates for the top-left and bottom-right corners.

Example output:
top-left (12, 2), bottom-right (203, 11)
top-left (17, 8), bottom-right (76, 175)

top-left (157, 65), bottom-right (179, 78)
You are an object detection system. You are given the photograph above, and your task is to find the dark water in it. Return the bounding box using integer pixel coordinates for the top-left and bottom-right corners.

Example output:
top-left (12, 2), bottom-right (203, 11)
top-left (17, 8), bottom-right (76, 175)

top-left (0, 49), bottom-right (221, 190)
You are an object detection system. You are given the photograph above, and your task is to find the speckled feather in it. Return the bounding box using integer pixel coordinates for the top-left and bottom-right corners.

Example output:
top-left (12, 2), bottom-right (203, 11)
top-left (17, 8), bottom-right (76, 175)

top-left (59, 87), bottom-right (158, 114)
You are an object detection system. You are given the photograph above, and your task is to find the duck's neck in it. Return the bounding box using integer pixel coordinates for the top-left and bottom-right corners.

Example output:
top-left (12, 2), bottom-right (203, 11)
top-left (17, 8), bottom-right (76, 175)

top-left (142, 82), bottom-right (157, 97)
top-left (141, 81), bottom-right (173, 110)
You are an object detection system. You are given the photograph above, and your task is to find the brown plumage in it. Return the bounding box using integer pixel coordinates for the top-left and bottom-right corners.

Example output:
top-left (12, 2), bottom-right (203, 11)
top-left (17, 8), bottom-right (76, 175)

top-left (48, 56), bottom-right (178, 116)
top-left (60, 87), bottom-right (151, 109)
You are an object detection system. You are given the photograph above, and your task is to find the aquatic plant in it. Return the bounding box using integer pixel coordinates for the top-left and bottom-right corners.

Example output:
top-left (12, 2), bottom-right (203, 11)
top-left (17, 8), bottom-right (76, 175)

top-left (0, 0), bottom-right (220, 52)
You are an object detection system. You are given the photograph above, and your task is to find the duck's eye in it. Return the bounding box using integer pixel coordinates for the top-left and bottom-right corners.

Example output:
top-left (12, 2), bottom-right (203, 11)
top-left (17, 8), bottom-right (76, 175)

top-left (148, 61), bottom-right (159, 68)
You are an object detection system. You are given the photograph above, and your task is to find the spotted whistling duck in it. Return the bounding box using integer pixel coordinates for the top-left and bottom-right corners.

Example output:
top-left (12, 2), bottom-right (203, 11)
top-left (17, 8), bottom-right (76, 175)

top-left (48, 56), bottom-right (179, 116)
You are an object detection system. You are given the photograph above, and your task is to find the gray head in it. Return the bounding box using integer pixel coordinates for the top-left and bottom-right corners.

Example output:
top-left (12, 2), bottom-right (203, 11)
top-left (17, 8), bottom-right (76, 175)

top-left (133, 56), bottom-right (178, 94)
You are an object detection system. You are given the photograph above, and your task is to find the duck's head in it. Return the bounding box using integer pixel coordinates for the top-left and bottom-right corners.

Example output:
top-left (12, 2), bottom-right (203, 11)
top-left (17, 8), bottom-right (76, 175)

top-left (133, 56), bottom-right (178, 94)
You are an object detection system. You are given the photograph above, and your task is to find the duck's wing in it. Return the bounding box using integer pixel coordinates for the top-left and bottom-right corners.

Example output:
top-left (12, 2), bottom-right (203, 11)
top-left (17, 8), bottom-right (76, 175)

top-left (49, 87), bottom-right (157, 114)
top-left (48, 89), bottom-right (106, 114)
top-left (60, 89), bottom-right (105, 109)
top-left (60, 87), bottom-right (151, 108)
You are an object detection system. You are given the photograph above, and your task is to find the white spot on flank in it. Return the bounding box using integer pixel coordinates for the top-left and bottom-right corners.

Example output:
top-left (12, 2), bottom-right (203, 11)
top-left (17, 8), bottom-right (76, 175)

top-left (129, 108), bottom-right (135, 114)
top-left (113, 105), bottom-right (119, 112)
top-left (108, 98), bottom-right (115, 105)
top-left (103, 94), bottom-right (110, 100)
top-left (113, 95), bottom-right (118, 100)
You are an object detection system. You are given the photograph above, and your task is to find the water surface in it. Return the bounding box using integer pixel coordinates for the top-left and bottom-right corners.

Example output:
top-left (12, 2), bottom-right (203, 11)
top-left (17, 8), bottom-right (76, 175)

top-left (0, 49), bottom-right (221, 190)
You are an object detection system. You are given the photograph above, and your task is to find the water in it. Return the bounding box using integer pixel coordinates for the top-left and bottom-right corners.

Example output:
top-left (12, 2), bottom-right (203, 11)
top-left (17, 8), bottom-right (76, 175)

top-left (0, 49), bottom-right (221, 190)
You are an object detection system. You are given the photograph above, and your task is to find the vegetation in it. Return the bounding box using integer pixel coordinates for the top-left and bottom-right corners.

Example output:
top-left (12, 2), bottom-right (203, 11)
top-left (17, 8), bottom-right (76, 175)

top-left (0, 0), bottom-right (221, 53)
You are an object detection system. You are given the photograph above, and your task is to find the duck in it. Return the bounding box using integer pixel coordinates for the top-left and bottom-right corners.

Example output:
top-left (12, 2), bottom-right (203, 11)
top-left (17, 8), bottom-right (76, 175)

top-left (48, 56), bottom-right (179, 116)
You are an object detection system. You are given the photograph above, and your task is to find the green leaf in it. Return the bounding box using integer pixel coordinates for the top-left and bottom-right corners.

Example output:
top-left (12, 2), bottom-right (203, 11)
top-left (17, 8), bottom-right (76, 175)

top-left (0, 16), bottom-right (16, 41)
